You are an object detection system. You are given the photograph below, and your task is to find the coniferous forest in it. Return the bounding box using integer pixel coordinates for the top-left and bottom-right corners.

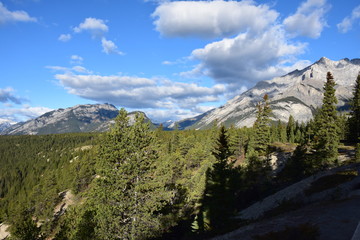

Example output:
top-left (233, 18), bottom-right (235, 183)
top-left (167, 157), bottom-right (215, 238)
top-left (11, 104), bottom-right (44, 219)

top-left (1, 72), bottom-right (360, 239)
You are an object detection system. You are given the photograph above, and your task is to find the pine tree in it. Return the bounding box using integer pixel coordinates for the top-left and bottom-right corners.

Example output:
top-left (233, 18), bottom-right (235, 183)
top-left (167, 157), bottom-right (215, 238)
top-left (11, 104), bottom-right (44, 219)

top-left (253, 94), bottom-right (272, 156)
top-left (314, 72), bottom-right (340, 163)
top-left (10, 208), bottom-right (42, 240)
top-left (201, 126), bottom-right (239, 233)
top-left (348, 73), bottom-right (360, 143)
top-left (90, 109), bottom-right (174, 240)
top-left (286, 115), bottom-right (295, 143)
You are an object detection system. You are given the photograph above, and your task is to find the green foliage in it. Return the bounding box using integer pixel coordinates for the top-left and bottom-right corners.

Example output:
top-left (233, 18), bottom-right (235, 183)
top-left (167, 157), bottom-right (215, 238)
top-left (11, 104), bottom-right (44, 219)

top-left (199, 126), bottom-right (240, 234)
top-left (88, 109), bottom-right (175, 240)
top-left (9, 208), bottom-right (42, 240)
top-left (313, 72), bottom-right (340, 163)
top-left (356, 143), bottom-right (360, 163)
top-left (279, 145), bottom-right (308, 182)
top-left (253, 94), bottom-right (272, 156)
top-left (348, 73), bottom-right (360, 143)
top-left (0, 133), bottom-right (97, 224)
top-left (287, 115), bottom-right (296, 143)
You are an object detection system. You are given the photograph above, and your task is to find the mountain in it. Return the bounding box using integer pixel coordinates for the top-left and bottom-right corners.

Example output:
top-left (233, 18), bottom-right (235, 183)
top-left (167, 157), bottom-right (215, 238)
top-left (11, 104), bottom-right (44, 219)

top-left (3, 104), bottom-right (119, 135)
top-left (1, 103), bottom-right (158, 135)
top-left (185, 57), bottom-right (360, 129)
top-left (0, 122), bottom-right (12, 134)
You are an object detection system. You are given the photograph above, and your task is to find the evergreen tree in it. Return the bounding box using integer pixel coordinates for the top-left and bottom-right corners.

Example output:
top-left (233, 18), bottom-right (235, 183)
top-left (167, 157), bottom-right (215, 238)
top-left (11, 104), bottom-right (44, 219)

top-left (253, 94), bottom-right (272, 156)
top-left (90, 109), bottom-right (174, 240)
top-left (201, 126), bottom-right (239, 233)
top-left (10, 208), bottom-right (42, 240)
top-left (348, 73), bottom-right (360, 143)
top-left (313, 72), bottom-right (340, 163)
top-left (286, 115), bottom-right (295, 143)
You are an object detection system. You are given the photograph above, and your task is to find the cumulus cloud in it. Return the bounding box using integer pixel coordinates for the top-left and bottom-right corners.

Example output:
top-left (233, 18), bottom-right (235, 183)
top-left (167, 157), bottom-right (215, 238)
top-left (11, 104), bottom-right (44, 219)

top-left (283, 0), bottom-right (329, 38)
top-left (0, 2), bottom-right (37, 24)
top-left (0, 88), bottom-right (50, 123)
top-left (185, 26), bottom-right (307, 86)
top-left (73, 17), bottom-right (109, 37)
top-left (337, 5), bottom-right (360, 33)
top-left (145, 105), bottom-right (216, 123)
top-left (50, 65), bottom-right (226, 118)
top-left (58, 33), bottom-right (72, 42)
top-left (101, 38), bottom-right (124, 55)
top-left (152, 0), bottom-right (278, 38)
top-left (152, 0), bottom-right (313, 96)
top-left (0, 88), bottom-right (24, 105)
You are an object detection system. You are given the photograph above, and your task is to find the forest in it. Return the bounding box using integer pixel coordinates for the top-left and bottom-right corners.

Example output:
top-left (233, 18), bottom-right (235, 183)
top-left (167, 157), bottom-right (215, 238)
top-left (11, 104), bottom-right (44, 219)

top-left (0, 72), bottom-right (359, 240)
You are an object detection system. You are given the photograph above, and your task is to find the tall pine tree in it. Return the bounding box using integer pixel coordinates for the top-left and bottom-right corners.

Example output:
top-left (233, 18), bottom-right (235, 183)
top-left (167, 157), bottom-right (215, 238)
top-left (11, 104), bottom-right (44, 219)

top-left (286, 115), bottom-right (295, 143)
top-left (90, 109), bottom-right (174, 240)
top-left (253, 94), bottom-right (272, 156)
top-left (348, 73), bottom-right (360, 143)
top-left (314, 72), bottom-right (340, 163)
top-left (201, 126), bottom-right (239, 233)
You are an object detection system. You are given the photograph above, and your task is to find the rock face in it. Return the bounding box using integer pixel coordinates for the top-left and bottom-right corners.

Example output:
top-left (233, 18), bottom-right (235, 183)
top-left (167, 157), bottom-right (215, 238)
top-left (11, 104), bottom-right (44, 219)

top-left (188, 57), bottom-right (360, 129)
top-left (3, 103), bottom-right (119, 135)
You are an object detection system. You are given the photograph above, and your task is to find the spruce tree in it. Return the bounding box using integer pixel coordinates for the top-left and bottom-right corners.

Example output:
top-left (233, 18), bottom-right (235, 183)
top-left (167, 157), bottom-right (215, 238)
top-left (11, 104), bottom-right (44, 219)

top-left (286, 115), bottom-right (295, 143)
top-left (10, 208), bottom-right (41, 240)
top-left (314, 72), bottom-right (340, 163)
top-left (348, 73), bottom-right (360, 143)
top-left (253, 94), bottom-right (272, 156)
top-left (202, 126), bottom-right (239, 233)
top-left (90, 109), bottom-right (173, 240)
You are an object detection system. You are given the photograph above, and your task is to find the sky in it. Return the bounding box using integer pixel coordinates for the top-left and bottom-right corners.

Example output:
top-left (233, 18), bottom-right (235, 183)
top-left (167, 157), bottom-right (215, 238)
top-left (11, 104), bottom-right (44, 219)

top-left (1, 0), bottom-right (360, 124)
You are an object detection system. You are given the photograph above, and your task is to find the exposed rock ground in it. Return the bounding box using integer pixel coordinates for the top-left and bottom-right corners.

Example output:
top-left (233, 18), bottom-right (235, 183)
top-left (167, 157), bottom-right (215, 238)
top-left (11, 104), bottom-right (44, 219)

top-left (212, 163), bottom-right (360, 240)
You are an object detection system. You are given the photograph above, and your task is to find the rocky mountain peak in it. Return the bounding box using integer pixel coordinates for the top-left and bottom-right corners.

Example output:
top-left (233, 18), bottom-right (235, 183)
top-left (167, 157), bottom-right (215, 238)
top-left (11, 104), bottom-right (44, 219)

top-left (2, 103), bottom-right (120, 135)
top-left (184, 57), bottom-right (360, 130)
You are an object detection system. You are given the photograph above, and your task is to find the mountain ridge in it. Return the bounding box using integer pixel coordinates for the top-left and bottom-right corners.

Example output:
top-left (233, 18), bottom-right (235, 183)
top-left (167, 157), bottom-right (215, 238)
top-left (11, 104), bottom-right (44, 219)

top-left (1, 104), bottom-right (156, 135)
top-left (184, 57), bottom-right (360, 129)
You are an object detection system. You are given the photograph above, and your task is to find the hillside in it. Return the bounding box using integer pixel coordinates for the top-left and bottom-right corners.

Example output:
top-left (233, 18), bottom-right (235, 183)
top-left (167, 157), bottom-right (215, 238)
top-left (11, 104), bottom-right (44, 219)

top-left (1, 104), bottom-right (156, 135)
top-left (182, 57), bottom-right (360, 129)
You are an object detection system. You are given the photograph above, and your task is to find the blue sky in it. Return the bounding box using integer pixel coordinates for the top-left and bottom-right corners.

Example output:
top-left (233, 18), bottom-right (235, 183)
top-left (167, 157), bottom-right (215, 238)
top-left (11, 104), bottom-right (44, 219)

top-left (1, 0), bottom-right (360, 123)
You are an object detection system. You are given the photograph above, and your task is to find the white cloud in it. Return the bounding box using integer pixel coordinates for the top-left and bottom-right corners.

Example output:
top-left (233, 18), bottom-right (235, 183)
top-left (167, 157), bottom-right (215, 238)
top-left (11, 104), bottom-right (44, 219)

top-left (72, 66), bottom-right (92, 74)
top-left (51, 66), bottom-right (226, 117)
top-left (73, 17), bottom-right (109, 37)
top-left (0, 87), bottom-right (24, 105)
top-left (145, 105), bottom-right (216, 123)
top-left (101, 37), bottom-right (124, 55)
top-left (283, 0), bottom-right (329, 38)
top-left (58, 33), bottom-right (72, 42)
top-left (185, 26), bottom-right (307, 86)
top-left (0, 106), bottom-right (53, 123)
top-left (46, 65), bottom-right (70, 72)
top-left (337, 5), bottom-right (360, 33)
top-left (70, 55), bottom-right (83, 65)
top-left (0, 2), bottom-right (37, 24)
top-left (152, 0), bottom-right (278, 38)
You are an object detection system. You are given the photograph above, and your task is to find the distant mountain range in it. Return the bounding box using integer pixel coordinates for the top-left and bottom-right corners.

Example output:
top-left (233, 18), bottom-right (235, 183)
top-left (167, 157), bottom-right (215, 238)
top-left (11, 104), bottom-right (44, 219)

top-left (1, 104), bottom-right (155, 135)
top-left (1, 57), bottom-right (359, 135)
top-left (180, 57), bottom-right (360, 129)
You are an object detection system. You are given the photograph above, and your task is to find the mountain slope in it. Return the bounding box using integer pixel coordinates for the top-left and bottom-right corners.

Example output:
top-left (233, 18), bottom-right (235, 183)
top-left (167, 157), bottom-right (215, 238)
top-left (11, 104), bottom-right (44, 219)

top-left (188, 57), bottom-right (360, 129)
top-left (3, 103), bottom-right (119, 135)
